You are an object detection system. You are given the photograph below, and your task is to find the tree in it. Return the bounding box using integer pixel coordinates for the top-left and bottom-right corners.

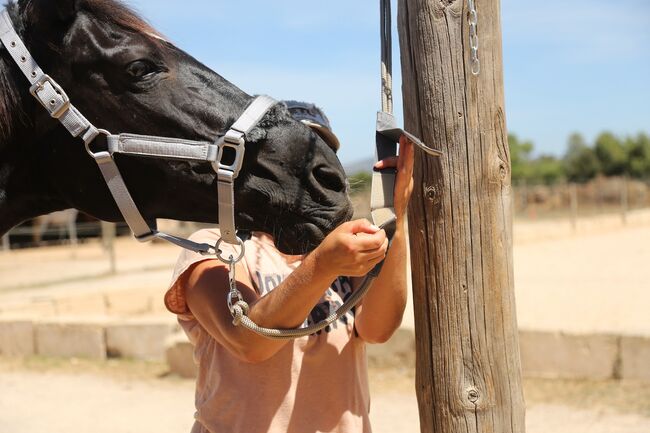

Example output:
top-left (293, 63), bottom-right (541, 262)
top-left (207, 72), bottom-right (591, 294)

top-left (347, 171), bottom-right (372, 194)
top-left (508, 134), bottom-right (534, 184)
top-left (532, 155), bottom-right (564, 185)
top-left (564, 133), bottom-right (600, 182)
top-left (625, 133), bottom-right (650, 179)
top-left (594, 132), bottom-right (627, 176)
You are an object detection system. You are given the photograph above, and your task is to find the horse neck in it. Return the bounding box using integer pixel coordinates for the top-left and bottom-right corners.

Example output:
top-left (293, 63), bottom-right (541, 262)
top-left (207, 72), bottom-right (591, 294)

top-left (0, 127), bottom-right (68, 235)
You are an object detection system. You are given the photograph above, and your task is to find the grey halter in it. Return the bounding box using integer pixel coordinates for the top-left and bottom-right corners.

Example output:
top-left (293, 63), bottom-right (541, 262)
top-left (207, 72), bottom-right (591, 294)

top-left (1, 5), bottom-right (442, 340)
top-left (0, 9), bottom-right (276, 254)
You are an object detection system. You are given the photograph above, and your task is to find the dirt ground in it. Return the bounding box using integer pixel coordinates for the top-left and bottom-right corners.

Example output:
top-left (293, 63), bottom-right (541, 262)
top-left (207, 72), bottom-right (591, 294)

top-left (514, 218), bottom-right (650, 335)
top-left (0, 358), bottom-right (649, 433)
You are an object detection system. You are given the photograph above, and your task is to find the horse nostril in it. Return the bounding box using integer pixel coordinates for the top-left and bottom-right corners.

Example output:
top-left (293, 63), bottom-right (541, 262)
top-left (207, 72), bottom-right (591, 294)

top-left (313, 165), bottom-right (346, 193)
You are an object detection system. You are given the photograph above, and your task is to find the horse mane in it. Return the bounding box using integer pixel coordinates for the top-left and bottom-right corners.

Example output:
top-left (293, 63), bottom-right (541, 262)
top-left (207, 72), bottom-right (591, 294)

top-left (0, 2), bottom-right (25, 146)
top-left (0, 0), bottom-right (164, 147)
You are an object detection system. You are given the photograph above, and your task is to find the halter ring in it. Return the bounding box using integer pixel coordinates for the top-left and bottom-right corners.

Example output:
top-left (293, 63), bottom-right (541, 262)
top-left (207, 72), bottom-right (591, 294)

top-left (215, 236), bottom-right (246, 264)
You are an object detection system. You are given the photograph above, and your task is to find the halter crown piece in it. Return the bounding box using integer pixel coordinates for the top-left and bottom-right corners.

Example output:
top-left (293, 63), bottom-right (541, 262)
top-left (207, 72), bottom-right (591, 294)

top-left (0, 9), bottom-right (276, 254)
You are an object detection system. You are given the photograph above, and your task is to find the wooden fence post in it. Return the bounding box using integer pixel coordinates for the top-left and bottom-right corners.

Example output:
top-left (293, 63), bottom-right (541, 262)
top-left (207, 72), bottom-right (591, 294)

top-left (620, 176), bottom-right (628, 225)
top-left (101, 222), bottom-right (117, 275)
top-left (398, 1), bottom-right (526, 432)
top-left (570, 183), bottom-right (578, 232)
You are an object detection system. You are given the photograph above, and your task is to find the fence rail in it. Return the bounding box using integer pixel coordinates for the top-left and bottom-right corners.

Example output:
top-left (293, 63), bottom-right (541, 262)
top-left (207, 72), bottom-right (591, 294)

top-left (513, 176), bottom-right (649, 225)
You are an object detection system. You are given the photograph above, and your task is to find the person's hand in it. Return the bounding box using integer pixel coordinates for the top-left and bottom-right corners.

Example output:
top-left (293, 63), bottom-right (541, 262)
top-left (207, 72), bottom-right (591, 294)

top-left (373, 135), bottom-right (415, 223)
top-left (313, 219), bottom-right (388, 277)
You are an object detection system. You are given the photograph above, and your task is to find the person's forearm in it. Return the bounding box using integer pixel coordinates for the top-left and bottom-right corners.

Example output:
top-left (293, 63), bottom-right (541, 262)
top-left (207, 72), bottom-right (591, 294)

top-left (355, 223), bottom-right (408, 343)
top-left (248, 252), bottom-right (336, 329)
top-left (228, 252), bottom-right (338, 361)
top-left (189, 252), bottom-right (339, 363)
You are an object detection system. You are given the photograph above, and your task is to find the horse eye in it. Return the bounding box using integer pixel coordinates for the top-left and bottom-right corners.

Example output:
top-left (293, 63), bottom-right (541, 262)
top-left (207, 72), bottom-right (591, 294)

top-left (125, 60), bottom-right (158, 79)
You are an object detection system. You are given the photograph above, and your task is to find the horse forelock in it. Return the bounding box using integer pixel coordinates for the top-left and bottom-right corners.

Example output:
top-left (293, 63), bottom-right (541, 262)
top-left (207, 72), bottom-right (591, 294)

top-left (14, 0), bottom-right (166, 46)
top-left (77, 0), bottom-right (166, 44)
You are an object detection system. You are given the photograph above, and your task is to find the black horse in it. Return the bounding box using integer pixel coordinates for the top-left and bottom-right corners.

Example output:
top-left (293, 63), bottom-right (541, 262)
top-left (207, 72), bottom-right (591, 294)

top-left (0, 0), bottom-right (353, 254)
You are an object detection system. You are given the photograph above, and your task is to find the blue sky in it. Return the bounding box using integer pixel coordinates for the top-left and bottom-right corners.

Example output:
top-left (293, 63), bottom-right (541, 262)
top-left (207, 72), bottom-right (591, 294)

top-left (127, 0), bottom-right (650, 165)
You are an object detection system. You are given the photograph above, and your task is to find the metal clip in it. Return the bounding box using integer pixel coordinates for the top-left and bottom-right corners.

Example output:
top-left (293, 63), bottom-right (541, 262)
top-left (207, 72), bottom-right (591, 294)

top-left (226, 260), bottom-right (243, 313)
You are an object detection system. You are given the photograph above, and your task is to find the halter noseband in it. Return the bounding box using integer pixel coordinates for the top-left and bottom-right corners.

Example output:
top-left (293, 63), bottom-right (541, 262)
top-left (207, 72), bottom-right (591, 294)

top-left (0, 9), bottom-right (275, 253)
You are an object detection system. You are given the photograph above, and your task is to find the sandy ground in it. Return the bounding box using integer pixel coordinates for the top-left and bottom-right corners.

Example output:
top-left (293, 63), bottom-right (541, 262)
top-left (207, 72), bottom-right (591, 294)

top-left (0, 358), bottom-right (648, 433)
top-left (513, 221), bottom-right (650, 335)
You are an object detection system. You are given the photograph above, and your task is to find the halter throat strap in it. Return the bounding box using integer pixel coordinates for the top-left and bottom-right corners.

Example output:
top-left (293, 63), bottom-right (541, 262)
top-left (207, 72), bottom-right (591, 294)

top-left (0, 8), bottom-right (276, 253)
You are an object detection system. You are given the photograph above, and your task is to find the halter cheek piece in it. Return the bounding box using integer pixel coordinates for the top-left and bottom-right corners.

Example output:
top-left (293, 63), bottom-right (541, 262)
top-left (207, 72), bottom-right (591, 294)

top-left (0, 9), bottom-right (275, 254)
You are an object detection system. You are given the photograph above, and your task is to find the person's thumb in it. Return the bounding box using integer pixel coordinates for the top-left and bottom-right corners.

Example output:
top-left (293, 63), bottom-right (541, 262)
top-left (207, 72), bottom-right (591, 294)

top-left (346, 219), bottom-right (380, 235)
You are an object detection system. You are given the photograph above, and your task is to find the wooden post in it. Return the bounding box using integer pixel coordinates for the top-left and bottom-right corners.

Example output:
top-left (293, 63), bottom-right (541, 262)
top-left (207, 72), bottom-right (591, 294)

top-left (398, 1), bottom-right (525, 432)
top-left (1, 233), bottom-right (9, 252)
top-left (570, 183), bottom-right (578, 232)
top-left (101, 222), bottom-right (117, 275)
top-left (620, 176), bottom-right (628, 225)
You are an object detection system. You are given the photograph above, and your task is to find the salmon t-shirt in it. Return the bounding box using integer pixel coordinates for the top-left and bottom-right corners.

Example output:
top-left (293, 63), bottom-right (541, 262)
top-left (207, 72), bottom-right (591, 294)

top-left (165, 229), bottom-right (371, 433)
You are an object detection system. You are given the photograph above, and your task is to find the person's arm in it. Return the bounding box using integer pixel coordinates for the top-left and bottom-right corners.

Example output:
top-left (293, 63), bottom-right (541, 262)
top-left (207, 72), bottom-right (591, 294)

top-left (183, 219), bottom-right (388, 363)
top-left (355, 136), bottom-right (415, 343)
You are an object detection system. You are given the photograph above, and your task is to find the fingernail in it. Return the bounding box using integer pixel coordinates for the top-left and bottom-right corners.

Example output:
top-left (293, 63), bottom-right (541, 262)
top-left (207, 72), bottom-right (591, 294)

top-left (370, 224), bottom-right (380, 231)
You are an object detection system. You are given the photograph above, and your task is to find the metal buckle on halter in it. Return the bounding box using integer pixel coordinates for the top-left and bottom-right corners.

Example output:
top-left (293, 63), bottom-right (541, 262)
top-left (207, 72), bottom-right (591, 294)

top-left (29, 74), bottom-right (71, 119)
top-left (213, 129), bottom-right (246, 179)
top-left (134, 230), bottom-right (158, 243)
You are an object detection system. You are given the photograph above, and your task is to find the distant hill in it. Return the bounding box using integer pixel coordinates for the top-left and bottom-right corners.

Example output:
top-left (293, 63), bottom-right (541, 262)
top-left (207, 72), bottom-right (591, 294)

top-left (344, 157), bottom-right (375, 176)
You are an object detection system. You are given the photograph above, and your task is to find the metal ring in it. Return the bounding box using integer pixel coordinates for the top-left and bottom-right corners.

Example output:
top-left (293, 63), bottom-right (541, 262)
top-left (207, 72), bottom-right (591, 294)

top-left (84, 129), bottom-right (112, 158)
top-left (215, 237), bottom-right (246, 264)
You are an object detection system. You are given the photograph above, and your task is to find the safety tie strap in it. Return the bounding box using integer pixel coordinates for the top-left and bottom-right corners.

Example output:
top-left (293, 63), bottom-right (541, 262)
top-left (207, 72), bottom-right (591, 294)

top-left (371, 112), bottom-right (443, 232)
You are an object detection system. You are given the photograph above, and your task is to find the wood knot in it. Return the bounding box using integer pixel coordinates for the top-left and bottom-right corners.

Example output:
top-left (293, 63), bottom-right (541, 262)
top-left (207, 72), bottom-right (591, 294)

top-left (467, 388), bottom-right (480, 403)
top-left (498, 163), bottom-right (508, 181)
top-left (424, 185), bottom-right (438, 202)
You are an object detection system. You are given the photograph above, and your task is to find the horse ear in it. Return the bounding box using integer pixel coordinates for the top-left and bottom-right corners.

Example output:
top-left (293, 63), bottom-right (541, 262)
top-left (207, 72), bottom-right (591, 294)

top-left (24, 0), bottom-right (79, 23)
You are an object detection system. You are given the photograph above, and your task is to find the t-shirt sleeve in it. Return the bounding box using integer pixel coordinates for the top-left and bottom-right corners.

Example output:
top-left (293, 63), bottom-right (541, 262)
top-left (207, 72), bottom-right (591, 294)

top-left (164, 229), bottom-right (241, 315)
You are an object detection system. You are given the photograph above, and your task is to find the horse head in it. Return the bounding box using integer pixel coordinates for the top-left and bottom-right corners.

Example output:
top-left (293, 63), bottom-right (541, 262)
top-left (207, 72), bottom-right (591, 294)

top-left (0, 0), bottom-right (353, 254)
